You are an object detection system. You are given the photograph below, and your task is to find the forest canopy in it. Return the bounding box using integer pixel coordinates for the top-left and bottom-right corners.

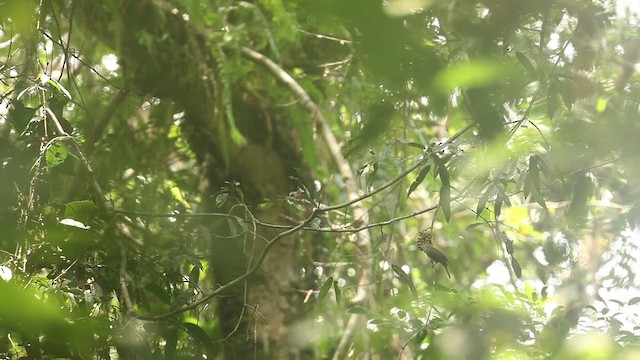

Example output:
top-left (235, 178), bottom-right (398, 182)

top-left (1, 0), bottom-right (640, 359)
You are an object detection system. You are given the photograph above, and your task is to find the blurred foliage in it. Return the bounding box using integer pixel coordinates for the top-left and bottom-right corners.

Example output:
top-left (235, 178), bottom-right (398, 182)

top-left (1, 0), bottom-right (640, 358)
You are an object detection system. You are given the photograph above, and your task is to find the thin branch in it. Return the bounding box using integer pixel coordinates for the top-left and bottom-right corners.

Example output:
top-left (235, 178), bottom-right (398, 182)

top-left (298, 29), bottom-right (352, 44)
top-left (136, 208), bottom-right (320, 321)
top-left (115, 196), bottom-right (439, 235)
top-left (114, 209), bottom-right (240, 220)
top-left (132, 48), bottom-right (474, 327)
top-left (85, 89), bottom-right (129, 154)
top-left (241, 46), bottom-right (372, 360)
top-left (216, 205), bottom-right (258, 343)
top-left (64, 89), bottom-right (128, 201)
top-left (550, 157), bottom-right (621, 185)
top-left (119, 240), bottom-right (135, 316)
top-left (255, 204), bottom-right (439, 233)
top-left (508, 28), bottom-right (577, 139)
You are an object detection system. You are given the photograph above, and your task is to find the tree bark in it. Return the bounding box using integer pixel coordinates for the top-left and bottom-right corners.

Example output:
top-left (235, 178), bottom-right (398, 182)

top-left (64, 1), bottom-right (306, 357)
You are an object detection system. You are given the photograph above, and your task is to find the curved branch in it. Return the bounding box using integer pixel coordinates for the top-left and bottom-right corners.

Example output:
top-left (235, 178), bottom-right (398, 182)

top-left (134, 48), bottom-right (476, 332)
top-left (137, 208), bottom-right (320, 321)
top-left (241, 46), bottom-right (373, 359)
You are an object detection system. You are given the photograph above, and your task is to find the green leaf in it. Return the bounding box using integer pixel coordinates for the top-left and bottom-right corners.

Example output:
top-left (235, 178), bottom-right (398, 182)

top-left (440, 184), bottom-right (451, 222)
top-left (568, 174), bottom-right (593, 220)
top-left (434, 58), bottom-right (517, 92)
top-left (558, 79), bottom-right (576, 109)
top-left (182, 322), bottom-right (216, 356)
top-left (392, 264), bottom-right (417, 297)
top-left (9, 100), bottom-right (37, 133)
top-left (494, 195), bottom-right (503, 219)
top-left (333, 280), bottom-right (341, 305)
top-left (0, 281), bottom-right (95, 352)
top-left (547, 82), bottom-right (561, 120)
top-left (523, 175), bottom-right (531, 199)
top-left (511, 257), bottom-right (522, 278)
top-left (47, 78), bottom-right (72, 99)
top-left (476, 184), bottom-right (493, 218)
top-left (407, 165), bottom-right (431, 198)
top-left (215, 193), bottom-right (228, 208)
top-left (466, 223), bottom-right (484, 230)
top-left (413, 328), bottom-right (429, 344)
top-left (611, 299), bottom-right (625, 307)
top-left (45, 141), bottom-right (68, 167)
top-left (189, 265), bottom-right (200, 289)
top-left (529, 184), bottom-right (548, 210)
top-left (64, 200), bottom-right (99, 223)
top-left (529, 156), bottom-right (541, 193)
top-left (317, 277), bottom-right (333, 303)
top-left (515, 51), bottom-right (536, 78)
top-left (406, 142), bottom-right (426, 149)
top-left (628, 297), bottom-right (640, 305)
top-left (438, 163), bottom-right (450, 187)
top-left (433, 157), bottom-right (451, 221)
top-left (500, 231), bottom-right (514, 255)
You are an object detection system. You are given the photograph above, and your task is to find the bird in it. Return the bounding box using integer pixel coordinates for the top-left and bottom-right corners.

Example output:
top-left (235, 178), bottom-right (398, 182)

top-left (417, 230), bottom-right (451, 278)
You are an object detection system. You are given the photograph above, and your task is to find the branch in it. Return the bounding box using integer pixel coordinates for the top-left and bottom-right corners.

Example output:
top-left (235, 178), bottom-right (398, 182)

top-left (119, 241), bottom-right (135, 316)
top-left (241, 46), bottom-right (373, 359)
top-left (133, 48), bottom-right (475, 328)
top-left (85, 89), bottom-right (129, 155)
top-left (137, 208), bottom-right (320, 321)
top-left (65, 89), bottom-right (128, 201)
top-left (114, 193), bottom-right (439, 234)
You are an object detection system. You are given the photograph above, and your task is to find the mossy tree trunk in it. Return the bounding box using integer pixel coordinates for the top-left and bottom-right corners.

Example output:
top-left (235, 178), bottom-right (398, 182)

top-left (64, 1), bottom-right (309, 357)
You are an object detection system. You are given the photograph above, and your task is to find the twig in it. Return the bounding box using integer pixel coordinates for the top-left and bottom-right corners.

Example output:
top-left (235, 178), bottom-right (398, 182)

top-left (136, 208), bottom-right (320, 321)
top-left (298, 29), bottom-right (352, 44)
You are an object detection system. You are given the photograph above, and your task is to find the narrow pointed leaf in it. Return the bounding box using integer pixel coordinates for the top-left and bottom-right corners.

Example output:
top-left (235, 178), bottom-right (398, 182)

top-left (407, 165), bottom-right (431, 198)
top-left (530, 185), bottom-right (548, 209)
top-left (515, 51), bottom-right (536, 77)
top-left (476, 185), bottom-right (492, 218)
top-left (494, 195), bottom-right (503, 219)
top-left (392, 264), bottom-right (417, 297)
top-left (188, 266), bottom-right (200, 289)
top-left (182, 322), bottom-right (215, 355)
top-left (628, 297), bottom-right (640, 305)
top-left (511, 257), bottom-right (522, 278)
top-left (317, 277), bottom-right (333, 303)
top-left (500, 231), bottom-right (514, 255)
top-left (529, 156), bottom-right (541, 192)
top-left (440, 184), bottom-right (451, 222)
top-left (406, 142), bottom-right (426, 149)
top-left (523, 174), bottom-right (532, 199)
top-left (547, 82), bottom-right (561, 120)
top-left (466, 223), bottom-right (484, 230)
top-left (558, 80), bottom-right (576, 109)
top-left (439, 164), bottom-right (450, 187)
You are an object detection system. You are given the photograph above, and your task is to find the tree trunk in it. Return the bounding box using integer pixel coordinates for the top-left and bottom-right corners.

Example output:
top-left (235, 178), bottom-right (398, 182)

top-left (66, 1), bottom-right (307, 357)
